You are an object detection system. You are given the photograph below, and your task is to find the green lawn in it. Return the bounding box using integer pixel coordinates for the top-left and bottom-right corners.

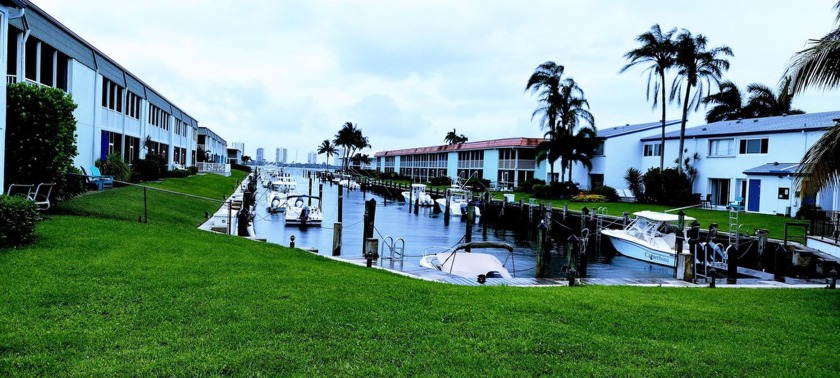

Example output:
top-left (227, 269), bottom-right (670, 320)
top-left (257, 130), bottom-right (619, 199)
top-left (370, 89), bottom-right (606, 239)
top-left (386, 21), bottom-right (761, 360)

top-left (1, 171), bottom-right (837, 376)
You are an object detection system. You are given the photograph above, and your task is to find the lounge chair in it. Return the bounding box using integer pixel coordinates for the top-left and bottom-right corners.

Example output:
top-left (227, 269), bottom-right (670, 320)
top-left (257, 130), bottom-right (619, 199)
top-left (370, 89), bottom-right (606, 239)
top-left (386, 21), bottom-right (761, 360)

top-left (31, 183), bottom-right (55, 211)
top-left (81, 166), bottom-right (114, 191)
top-left (728, 196), bottom-right (744, 211)
top-left (6, 183), bottom-right (34, 197)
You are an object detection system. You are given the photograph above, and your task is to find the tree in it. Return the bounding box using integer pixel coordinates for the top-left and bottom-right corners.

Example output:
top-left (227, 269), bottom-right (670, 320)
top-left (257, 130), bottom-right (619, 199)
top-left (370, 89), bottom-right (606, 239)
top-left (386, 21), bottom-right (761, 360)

top-left (333, 122), bottom-right (371, 171)
top-left (703, 78), bottom-right (805, 123)
top-left (4, 83), bottom-right (78, 199)
top-left (444, 129), bottom-right (468, 145)
top-left (743, 77), bottom-right (804, 118)
top-left (351, 153), bottom-right (372, 169)
top-left (555, 78), bottom-right (595, 182)
top-left (620, 24), bottom-right (677, 170)
top-left (671, 30), bottom-right (733, 172)
top-left (316, 139), bottom-right (337, 168)
top-left (526, 61), bottom-right (565, 181)
top-left (703, 80), bottom-right (746, 123)
top-left (785, 1), bottom-right (840, 194)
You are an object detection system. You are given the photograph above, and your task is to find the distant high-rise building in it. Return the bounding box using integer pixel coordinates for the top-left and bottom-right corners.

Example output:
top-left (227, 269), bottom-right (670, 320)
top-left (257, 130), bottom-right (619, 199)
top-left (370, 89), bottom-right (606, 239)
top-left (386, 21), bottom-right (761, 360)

top-left (256, 148), bottom-right (265, 165)
top-left (307, 151), bottom-right (317, 165)
top-left (275, 148), bottom-right (280, 164)
top-left (279, 147), bottom-right (288, 164)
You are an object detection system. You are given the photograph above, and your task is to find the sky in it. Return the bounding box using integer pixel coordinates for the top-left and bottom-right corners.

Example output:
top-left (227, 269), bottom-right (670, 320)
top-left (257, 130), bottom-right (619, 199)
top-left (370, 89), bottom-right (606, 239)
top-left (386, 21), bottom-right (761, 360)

top-left (33, 0), bottom-right (840, 163)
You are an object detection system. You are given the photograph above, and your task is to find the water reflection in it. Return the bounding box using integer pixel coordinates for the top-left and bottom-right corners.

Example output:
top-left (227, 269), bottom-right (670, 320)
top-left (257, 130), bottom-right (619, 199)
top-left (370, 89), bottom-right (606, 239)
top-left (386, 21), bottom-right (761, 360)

top-left (250, 170), bottom-right (672, 279)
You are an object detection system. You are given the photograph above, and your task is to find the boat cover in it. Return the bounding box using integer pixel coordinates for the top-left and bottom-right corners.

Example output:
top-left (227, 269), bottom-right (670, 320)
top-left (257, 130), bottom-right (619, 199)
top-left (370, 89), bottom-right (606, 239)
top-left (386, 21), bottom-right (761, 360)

top-left (435, 252), bottom-right (512, 279)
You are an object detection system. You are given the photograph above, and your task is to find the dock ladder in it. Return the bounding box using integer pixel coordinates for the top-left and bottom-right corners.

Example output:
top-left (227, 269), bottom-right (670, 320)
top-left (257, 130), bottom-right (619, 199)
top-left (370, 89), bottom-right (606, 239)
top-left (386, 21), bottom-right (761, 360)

top-left (381, 236), bottom-right (405, 263)
top-left (728, 208), bottom-right (740, 247)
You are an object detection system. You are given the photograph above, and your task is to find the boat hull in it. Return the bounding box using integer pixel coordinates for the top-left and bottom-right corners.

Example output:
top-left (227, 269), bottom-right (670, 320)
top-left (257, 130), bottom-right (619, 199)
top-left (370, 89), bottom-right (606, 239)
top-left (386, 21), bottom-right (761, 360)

top-left (602, 230), bottom-right (676, 267)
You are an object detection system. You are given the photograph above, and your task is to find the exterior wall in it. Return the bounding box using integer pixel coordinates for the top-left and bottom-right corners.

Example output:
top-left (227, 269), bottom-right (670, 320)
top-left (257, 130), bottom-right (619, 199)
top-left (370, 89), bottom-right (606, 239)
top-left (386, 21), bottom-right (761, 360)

top-left (446, 151), bottom-right (458, 180)
top-left (654, 129), bottom-right (826, 215)
top-left (70, 60), bottom-right (98, 170)
top-left (483, 149), bottom-right (499, 184)
top-left (0, 8), bottom-right (8, 190)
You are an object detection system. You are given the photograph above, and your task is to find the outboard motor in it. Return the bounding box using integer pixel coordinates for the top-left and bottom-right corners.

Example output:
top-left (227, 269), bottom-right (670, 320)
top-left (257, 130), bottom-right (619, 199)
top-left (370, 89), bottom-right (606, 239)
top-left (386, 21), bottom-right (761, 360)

top-left (299, 205), bottom-right (310, 224)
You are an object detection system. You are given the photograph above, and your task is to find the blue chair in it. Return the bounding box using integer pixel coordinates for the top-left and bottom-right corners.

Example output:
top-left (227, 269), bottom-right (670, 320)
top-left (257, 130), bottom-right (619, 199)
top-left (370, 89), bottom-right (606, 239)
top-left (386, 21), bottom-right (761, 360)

top-left (89, 166), bottom-right (114, 190)
top-left (728, 196), bottom-right (744, 211)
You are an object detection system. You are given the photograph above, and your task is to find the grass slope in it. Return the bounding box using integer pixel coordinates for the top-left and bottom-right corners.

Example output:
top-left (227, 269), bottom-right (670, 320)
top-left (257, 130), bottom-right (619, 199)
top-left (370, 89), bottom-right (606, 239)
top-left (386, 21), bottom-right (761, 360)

top-left (1, 172), bottom-right (838, 376)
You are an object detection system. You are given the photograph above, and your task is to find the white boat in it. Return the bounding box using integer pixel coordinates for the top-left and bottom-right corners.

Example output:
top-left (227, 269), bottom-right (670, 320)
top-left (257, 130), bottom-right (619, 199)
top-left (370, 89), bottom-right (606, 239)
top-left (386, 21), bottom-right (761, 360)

top-left (402, 183), bottom-right (434, 206)
top-left (435, 186), bottom-right (481, 217)
top-left (266, 191), bottom-right (288, 213)
top-left (270, 175), bottom-right (297, 192)
top-left (284, 195), bottom-right (322, 227)
top-left (601, 210), bottom-right (695, 267)
top-left (420, 242), bottom-right (514, 279)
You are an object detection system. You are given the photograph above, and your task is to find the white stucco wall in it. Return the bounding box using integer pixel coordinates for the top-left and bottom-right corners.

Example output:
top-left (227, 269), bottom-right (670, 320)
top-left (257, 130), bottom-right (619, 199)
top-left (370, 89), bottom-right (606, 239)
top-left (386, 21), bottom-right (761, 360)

top-left (70, 61), bottom-right (98, 170)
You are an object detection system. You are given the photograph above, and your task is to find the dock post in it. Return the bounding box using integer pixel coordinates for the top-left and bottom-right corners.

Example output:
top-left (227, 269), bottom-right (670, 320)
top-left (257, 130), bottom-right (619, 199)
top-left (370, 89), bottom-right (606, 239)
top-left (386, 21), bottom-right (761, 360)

top-left (444, 189), bottom-right (451, 224)
top-left (308, 177), bottom-right (313, 206)
top-left (829, 268), bottom-right (836, 289)
top-left (727, 246), bottom-right (738, 284)
top-left (465, 201), bottom-right (475, 251)
top-left (687, 221), bottom-right (701, 283)
top-left (622, 211), bottom-right (629, 229)
top-left (362, 198), bottom-right (376, 256)
top-left (337, 183), bottom-right (344, 223)
top-left (774, 245), bottom-right (787, 282)
top-left (332, 222), bottom-right (342, 256)
top-left (536, 221), bottom-right (548, 278)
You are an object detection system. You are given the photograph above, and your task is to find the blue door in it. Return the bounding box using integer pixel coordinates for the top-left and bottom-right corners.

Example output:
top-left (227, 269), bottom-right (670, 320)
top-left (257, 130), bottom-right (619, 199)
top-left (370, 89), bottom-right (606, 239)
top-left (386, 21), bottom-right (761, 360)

top-left (747, 179), bottom-right (761, 212)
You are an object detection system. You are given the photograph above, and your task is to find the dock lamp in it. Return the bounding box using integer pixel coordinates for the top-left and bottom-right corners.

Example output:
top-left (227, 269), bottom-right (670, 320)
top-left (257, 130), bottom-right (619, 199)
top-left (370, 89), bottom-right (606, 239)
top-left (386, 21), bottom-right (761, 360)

top-left (828, 268), bottom-right (837, 290)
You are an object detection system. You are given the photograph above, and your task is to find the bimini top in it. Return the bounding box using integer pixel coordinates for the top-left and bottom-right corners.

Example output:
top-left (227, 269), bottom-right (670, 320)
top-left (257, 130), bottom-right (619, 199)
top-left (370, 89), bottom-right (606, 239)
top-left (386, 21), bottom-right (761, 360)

top-left (633, 210), bottom-right (696, 222)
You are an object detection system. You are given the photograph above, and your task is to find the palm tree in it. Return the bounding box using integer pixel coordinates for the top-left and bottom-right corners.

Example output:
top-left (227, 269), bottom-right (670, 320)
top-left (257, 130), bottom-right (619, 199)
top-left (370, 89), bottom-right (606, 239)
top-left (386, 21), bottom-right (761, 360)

top-left (785, 1), bottom-right (840, 193)
top-left (317, 139), bottom-right (337, 168)
top-left (565, 127), bottom-right (598, 182)
top-left (351, 153), bottom-right (372, 169)
top-left (444, 129), bottom-right (468, 145)
top-left (703, 80), bottom-right (746, 123)
top-left (556, 78), bottom-right (595, 181)
top-left (333, 122), bottom-right (371, 171)
top-left (526, 61), bottom-right (565, 181)
top-left (620, 24), bottom-right (677, 170)
top-left (671, 30), bottom-right (733, 172)
top-left (743, 78), bottom-right (805, 118)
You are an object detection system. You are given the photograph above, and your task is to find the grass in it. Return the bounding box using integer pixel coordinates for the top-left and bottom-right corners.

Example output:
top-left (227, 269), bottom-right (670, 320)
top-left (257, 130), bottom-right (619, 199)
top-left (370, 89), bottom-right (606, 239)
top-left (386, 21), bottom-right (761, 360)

top-left (1, 171), bottom-right (838, 376)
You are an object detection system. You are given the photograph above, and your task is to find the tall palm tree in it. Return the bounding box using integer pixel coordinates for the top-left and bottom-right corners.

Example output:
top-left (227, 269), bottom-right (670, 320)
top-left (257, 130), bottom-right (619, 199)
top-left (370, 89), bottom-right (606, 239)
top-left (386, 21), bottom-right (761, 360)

top-left (556, 78), bottom-right (595, 181)
top-left (317, 139), bottom-right (337, 168)
top-left (786, 1), bottom-right (840, 193)
top-left (444, 129), bottom-right (468, 145)
top-left (565, 127), bottom-right (598, 182)
top-left (703, 80), bottom-right (746, 123)
top-left (526, 61), bottom-right (565, 181)
top-left (671, 30), bottom-right (733, 172)
top-left (620, 24), bottom-right (677, 169)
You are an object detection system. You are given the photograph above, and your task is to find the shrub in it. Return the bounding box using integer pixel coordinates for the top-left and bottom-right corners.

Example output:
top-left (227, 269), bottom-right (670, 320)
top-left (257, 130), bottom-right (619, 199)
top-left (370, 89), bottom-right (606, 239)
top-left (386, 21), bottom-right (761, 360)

top-left (624, 167), bottom-right (644, 200)
top-left (0, 195), bottom-right (38, 248)
top-left (642, 167), bottom-right (694, 206)
top-left (549, 181), bottom-right (579, 199)
top-left (187, 166), bottom-right (199, 175)
top-left (4, 83), bottom-right (78, 199)
top-left (167, 169), bottom-right (191, 178)
top-left (532, 184), bottom-right (549, 199)
top-left (96, 152), bottom-right (131, 181)
top-left (133, 154), bottom-right (167, 182)
top-left (591, 185), bottom-right (619, 202)
top-left (519, 178), bottom-right (546, 194)
top-left (429, 176), bottom-right (452, 186)
top-left (231, 163), bottom-right (252, 173)
top-left (61, 167), bottom-right (87, 200)
top-left (571, 193), bottom-right (607, 203)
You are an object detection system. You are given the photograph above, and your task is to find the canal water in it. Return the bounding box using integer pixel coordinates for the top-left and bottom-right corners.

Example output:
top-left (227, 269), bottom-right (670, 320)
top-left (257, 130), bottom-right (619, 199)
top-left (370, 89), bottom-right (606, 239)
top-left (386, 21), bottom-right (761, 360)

top-left (249, 171), bottom-right (673, 279)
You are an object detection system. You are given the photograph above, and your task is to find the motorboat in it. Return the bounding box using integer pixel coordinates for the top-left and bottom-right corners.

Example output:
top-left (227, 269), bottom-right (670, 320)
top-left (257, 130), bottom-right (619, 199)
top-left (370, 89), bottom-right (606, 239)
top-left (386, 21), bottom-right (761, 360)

top-left (335, 174), bottom-right (360, 190)
top-left (270, 174), bottom-right (297, 193)
top-left (601, 210), bottom-right (695, 267)
top-left (285, 195), bottom-right (322, 227)
top-left (402, 183), bottom-right (433, 206)
top-left (267, 191), bottom-right (288, 214)
top-left (435, 186), bottom-right (481, 217)
top-left (420, 241), bottom-right (515, 280)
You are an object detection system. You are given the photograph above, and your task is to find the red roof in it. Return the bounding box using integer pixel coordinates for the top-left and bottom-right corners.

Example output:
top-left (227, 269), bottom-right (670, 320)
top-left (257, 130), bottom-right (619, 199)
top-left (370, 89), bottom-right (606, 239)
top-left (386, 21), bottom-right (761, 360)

top-left (374, 137), bottom-right (542, 157)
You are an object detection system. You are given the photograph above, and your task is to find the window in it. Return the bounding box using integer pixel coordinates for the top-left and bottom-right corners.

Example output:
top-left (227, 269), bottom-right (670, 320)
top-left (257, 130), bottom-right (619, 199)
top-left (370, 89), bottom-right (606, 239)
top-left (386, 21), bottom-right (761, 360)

top-left (643, 143), bottom-right (662, 157)
top-left (708, 138), bottom-right (735, 157)
top-left (593, 141), bottom-right (605, 156)
top-left (739, 138), bottom-right (768, 154)
top-left (778, 187), bottom-right (790, 200)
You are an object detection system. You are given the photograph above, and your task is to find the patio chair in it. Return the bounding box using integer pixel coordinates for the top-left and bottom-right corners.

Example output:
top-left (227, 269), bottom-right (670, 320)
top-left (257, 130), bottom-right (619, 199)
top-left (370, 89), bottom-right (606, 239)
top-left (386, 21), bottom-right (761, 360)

top-left (6, 183), bottom-right (34, 198)
top-left (81, 166), bottom-right (114, 190)
top-left (728, 196), bottom-right (744, 211)
top-left (31, 183), bottom-right (55, 211)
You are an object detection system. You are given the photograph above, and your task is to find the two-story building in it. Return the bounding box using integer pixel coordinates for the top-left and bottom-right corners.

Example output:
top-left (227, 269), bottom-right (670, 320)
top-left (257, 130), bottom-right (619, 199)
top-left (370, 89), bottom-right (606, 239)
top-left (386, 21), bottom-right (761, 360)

top-left (0, 1), bottom-right (212, 189)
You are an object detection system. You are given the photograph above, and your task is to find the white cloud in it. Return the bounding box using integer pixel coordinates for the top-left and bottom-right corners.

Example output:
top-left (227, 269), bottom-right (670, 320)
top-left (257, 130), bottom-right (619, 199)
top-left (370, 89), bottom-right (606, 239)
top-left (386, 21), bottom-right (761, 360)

top-left (33, 0), bottom-right (840, 162)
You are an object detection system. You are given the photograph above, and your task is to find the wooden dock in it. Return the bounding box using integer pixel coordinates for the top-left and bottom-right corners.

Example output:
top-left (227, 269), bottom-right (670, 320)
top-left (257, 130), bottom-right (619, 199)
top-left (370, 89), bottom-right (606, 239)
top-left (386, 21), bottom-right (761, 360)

top-left (326, 255), bottom-right (828, 288)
